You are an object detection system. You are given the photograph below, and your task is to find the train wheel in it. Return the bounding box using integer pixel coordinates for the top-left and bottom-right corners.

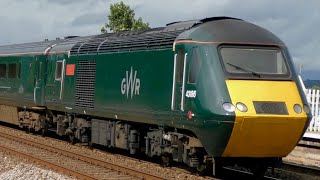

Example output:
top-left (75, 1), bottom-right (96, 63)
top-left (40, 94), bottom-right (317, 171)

top-left (30, 128), bottom-right (35, 134)
top-left (196, 164), bottom-right (207, 175)
top-left (25, 127), bottom-right (30, 134)
top-left (160, 152), bottom-right (172, 167)
top-left (196, 163), bottom-right (213, 176)
top-left (41, 127), bottom-right (47, 137)
top-left (251, 164), bottom-right (268, 178)
top-left (88, 141), bottom-right (94, 149)
top-left (69, 133), bottom-right (76, 145)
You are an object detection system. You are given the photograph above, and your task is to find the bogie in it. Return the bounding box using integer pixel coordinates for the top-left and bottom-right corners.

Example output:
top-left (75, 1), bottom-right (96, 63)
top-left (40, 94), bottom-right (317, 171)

top-left (20, 109), bottom-right (214, 174)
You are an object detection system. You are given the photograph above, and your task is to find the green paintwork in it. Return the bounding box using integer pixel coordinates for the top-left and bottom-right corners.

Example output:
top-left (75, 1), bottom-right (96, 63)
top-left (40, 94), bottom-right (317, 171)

top-left (45, 53), bottom-right (69, 109)
top-left (187, 45), bottom-right (235, 156)
top-left (60, 42), bottom-right (235, 156)
top-left (0, 56), bottom-right (21, 105)
top-left (0, 54), bottom-right (40, 107)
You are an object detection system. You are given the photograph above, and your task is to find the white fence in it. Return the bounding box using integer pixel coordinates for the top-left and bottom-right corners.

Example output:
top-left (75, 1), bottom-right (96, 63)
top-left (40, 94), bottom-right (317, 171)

top-left (305, 89), bottom-right (320, 132)
top-left (298, 75), bottom-right (320, 133)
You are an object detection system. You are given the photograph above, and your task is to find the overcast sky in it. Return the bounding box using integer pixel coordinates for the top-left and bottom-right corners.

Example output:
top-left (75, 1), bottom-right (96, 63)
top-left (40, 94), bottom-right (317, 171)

top-left (0, 0), bottom-right (319, 79)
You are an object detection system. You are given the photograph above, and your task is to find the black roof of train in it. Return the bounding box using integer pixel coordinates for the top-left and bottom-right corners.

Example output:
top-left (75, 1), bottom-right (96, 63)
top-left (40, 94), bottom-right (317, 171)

top-left (0, 17), bottom-right (285, 56)
top-left (0, 36), bottom-right (94, 55)
top-left (176, 17), bottom-right (284, 46)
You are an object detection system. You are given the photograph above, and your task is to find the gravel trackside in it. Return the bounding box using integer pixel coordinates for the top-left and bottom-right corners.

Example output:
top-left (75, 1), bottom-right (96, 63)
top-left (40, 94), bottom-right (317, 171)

top-left (0, 151), bottom-right (74, 180)
top-left (0, 125), bottom-right (214, 180)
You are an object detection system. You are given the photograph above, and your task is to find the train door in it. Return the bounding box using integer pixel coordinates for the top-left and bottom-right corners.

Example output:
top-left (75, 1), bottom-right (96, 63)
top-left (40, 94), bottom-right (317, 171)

top-left (53, 58), bottom-right (65, 100)
top-left (24, 59), bottom-right (36, 100)
top-left (45, 54), bottom-right (65, 102)
top-left (171, 47), bottom-right (187, 114)
top-left (33, 55), bottom-right (46, 106)
top-left (184, 47), bottom-right (201, 114)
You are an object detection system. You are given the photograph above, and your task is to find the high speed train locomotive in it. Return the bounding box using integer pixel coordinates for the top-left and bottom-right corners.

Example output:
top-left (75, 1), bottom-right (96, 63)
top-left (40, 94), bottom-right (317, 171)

top-left (0, 17), bottom-right (311, 176)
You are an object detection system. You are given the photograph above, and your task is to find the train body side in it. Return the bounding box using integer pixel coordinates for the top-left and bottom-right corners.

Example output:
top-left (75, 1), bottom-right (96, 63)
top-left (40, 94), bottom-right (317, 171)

top-left (0, 36), bottom-right (91, 124)
top-left (0, 53), bottom-right (46, 125)
top-left (61, 50), bottom-right (175, 125)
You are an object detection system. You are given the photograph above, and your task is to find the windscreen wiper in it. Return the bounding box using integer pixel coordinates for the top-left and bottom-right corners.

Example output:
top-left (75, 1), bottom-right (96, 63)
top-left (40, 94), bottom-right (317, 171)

top-left (226, 63), bottom-right (262, 78)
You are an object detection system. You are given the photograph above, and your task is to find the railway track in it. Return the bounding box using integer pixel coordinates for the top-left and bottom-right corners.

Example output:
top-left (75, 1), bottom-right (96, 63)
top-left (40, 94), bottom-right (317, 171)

top-left (0, 124), bottom-right (215, 180)
top-left (2, 124), bottom-right (320, 180)
top-left (2, 122), bottom-right (320, 180)
top-left (278, 139), bottom-right (320, 180)
top-left (221, 167), bottom-right (280, 180)
top-left (278, 162), bottom-right (320, 178)
top-left (222, 162), bottom-right (320, 180)
top-left (0, 129), bottom-right (165, 180)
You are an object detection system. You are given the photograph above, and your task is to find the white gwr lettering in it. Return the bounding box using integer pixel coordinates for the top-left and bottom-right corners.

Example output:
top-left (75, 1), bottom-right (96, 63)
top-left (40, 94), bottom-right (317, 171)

top-left (121, 67), bottom-right (140, 99)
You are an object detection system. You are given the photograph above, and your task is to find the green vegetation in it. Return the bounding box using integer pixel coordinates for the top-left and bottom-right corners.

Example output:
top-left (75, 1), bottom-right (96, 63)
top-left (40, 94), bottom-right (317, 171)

top-left (101, 1), bottom-right (149, 33)
top-left (312, 85), bottom-right (320, 90)
top-left (304, 80), bottom-right (320, 89)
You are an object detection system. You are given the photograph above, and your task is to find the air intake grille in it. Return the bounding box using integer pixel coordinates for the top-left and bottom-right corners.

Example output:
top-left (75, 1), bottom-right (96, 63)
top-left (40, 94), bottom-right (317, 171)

top-left (253, 101), bottom-right (288, 115)
top-left (70, 29), bottom-right (184, 56)
top-left (75, 60), bottom-right (96, 109)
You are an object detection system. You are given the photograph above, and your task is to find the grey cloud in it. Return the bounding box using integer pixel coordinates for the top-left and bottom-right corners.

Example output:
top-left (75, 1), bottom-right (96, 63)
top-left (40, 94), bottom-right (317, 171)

top-left (0, 16), bottom-right (43, 45)
top-left (0, 0), bottom-right (319, 77)
top-left (48, 0), bottom-right (80, 5)
top-left (71, 13), bottom-right (106, 26)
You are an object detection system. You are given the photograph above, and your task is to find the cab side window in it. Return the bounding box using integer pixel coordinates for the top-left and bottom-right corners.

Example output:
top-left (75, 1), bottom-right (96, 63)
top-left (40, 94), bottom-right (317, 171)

top-left (55, 61), bottom-right (63, 81)
top-left (176, 49), bottom-right (185, 82)
top-left (188, 48), bottom-right (201, 84)
top-left (0, 64), bottom-right (6, 78)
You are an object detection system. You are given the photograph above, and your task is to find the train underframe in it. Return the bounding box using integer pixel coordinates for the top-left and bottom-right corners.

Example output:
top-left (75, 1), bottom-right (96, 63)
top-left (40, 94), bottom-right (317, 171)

top-left (16, 107), bottom-right (280, 177)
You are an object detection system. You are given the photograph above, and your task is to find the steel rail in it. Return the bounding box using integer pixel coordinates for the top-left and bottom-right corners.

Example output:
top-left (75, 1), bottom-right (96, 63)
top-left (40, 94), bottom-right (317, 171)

top-left (0, 143), bottom-right (96, 180)
top-left (278, 162), bottom-right (320, 177)
top-left (0, 132), bottom-right (165, 180)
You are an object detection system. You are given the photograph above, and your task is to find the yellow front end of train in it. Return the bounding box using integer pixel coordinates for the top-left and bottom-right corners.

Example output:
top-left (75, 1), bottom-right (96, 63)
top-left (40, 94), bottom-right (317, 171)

top-left (217, 46), bottom-right (311, 158)
top-left (223, 80), bottom-right (309, 157)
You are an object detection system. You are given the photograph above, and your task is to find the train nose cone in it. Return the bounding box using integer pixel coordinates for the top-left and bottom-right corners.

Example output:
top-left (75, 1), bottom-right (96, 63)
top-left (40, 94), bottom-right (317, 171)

top-left (223, 80), bottom-right (309, 157)
top-left (223, 116), bottom-right (306, 157)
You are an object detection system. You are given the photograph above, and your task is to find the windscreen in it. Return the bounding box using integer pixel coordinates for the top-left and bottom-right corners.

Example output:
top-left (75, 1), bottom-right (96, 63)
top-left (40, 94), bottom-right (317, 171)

top-left (220, 47), bottom-right (289, 78)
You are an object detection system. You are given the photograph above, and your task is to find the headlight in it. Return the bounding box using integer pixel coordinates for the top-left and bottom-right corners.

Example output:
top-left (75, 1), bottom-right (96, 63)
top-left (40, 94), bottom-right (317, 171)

top-left (236, 102), bottom-right (248, 112)
top-left (303, 104), bottom-right (310, 114)
top-left (293, 104), bottom-right (302, 114)
top-left (223, 103), bottom-right (236, 112)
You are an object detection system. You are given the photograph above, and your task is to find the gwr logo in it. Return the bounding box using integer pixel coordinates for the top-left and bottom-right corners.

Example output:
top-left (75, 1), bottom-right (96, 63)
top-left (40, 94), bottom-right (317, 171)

top-left (121, 67), bottom-right (141, 99)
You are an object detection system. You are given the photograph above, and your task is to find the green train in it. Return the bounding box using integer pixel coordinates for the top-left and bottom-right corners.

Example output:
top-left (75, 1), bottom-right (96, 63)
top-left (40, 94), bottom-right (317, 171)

top-left (0, 17), bottom-right (312, 176)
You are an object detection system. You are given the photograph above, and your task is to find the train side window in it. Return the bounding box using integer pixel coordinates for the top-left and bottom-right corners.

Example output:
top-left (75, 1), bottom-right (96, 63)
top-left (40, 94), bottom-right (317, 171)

top-left (17, 63), bottom-right (21, 79)
top-left (8, 64), bottom-right (17, 78)
top-left (176, 49), bottom-right (185, 82)
top-left (39, 62), bottom-right (42, 80)
top-left (55, 61), bottom-right (63, 81)
top-left (188, 48), bottom-right (201, 84)
top-left (0, 64), bottom-right (6, 78)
